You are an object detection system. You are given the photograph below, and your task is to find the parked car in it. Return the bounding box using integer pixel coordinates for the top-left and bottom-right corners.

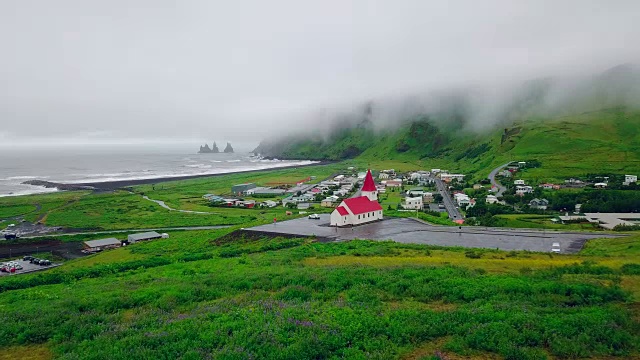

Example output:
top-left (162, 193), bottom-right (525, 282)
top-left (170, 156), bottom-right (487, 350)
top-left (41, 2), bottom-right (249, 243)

top-left (4, 233), bottom-right (18, 240)
top-left (551, 242), bottom-right (561, 254)
top-left (308, 214), bottom-right (321, 219)
top-left (23, 255), bottom-right (34, 261)
top-left (38, 259), bottom-right (51, 266)
top-left (30, 258), bottom-right (40, 264)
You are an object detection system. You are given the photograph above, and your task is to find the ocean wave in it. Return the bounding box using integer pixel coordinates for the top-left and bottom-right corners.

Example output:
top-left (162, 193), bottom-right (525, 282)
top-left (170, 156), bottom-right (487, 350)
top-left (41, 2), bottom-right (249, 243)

top-left (0, 175), bottom-right (41, 181)
top-left (226, 159), bottom-right (241, 163)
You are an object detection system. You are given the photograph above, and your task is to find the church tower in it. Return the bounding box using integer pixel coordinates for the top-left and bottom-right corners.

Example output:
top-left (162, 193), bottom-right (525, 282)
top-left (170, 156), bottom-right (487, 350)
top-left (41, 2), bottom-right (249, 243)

top-left (361, 169), bottom-right (378, 201)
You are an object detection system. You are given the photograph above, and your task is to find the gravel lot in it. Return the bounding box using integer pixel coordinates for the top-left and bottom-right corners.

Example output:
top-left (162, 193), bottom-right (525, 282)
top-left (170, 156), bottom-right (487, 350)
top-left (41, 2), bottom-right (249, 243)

top-left (247, 215), bottom-right (620, 253)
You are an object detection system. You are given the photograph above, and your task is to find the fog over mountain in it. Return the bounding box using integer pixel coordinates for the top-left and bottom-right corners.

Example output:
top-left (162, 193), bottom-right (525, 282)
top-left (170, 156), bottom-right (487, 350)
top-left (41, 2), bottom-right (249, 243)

top-left (1, 1), bottom-right (639, 149)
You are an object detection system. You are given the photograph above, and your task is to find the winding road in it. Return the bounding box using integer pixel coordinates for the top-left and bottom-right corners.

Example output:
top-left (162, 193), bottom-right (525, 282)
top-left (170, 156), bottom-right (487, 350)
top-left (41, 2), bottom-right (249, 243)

top-left (488, 162), bottom-right (512, 197)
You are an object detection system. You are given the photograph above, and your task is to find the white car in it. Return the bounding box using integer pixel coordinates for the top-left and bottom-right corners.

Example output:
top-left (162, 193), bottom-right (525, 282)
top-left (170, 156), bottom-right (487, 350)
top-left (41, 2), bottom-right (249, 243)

top-left (308, 214), bottom-right (320, 219)
top-left (551, 242), bottom-right (561, 253)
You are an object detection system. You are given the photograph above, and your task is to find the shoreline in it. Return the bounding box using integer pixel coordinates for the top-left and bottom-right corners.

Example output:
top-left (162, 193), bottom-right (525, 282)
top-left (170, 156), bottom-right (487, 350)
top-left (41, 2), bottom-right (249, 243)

top-left (23, 161), bottom-right (334, 191)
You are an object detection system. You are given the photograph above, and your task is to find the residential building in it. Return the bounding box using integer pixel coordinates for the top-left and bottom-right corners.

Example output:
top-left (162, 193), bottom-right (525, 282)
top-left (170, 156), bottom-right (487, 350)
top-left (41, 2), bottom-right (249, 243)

top-left (515, 185), bottom-right (534, 195)
top-left (440, 173), bottom-right (465, 183)
top-left (406, 188), bottom-right (424, 197)
top-left (594, 182), bottom-right (608, 188)
top-left (529, 198), bottom-right (549, 210)
top-left (321, 198), bottom-right (336, 207)
top-left (378, 173), bottom-right (390, 180)
top-left (540, 183), bottom-right (560, 190)
top-left (404, 197), bottom-right (423, 210)
top-left (383, 180), bottom-right (403, 187)
top-left (330, 170), bottom-right (383, 227)
top-left (500, 170), bottom-right (513, 178)
top-left (454, 193), bottom-right (470, 207)
top-left (514, 179), bottom-right (526, 186)
top-left (422, 192), bottom-right (434, 203)
top-left (486, 195), bottom-right (499, 204)
top-left (261, 200), bottom-right (278, 208)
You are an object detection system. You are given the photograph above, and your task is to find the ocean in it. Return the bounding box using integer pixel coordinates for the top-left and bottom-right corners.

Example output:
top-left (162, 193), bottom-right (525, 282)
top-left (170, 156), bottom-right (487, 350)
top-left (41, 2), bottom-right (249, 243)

top-left (0, 150), bottom-right (316, 197)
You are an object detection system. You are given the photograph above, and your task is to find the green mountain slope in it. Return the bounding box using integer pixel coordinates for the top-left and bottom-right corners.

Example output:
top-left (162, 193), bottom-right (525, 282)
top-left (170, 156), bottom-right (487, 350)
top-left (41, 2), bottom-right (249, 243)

top-left (257, 107), bottom-right (640, 181)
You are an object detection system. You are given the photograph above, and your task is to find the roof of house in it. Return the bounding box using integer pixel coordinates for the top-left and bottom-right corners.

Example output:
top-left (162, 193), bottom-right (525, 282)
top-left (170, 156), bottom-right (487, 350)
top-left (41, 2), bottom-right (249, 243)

top-left (128, 231), bottom-right (162, 241)
top-left (343, 196), bottom-right (383, 215)
top-left (84, 238), bottom-right (121, 248)
top-left (361, 170), bottom-right (377, 192)
top-left (335, 206), bottom-right (349, 215)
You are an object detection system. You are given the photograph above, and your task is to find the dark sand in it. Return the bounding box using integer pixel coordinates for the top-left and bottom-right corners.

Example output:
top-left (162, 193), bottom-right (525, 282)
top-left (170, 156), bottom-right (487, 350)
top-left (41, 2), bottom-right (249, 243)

top-left (68, 161), bottom-right (333, 190)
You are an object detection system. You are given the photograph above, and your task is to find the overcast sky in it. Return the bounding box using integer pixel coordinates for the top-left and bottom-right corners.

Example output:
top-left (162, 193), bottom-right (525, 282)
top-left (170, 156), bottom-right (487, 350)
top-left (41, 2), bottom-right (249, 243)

top-left (1, 0), bottom-right (639, 149)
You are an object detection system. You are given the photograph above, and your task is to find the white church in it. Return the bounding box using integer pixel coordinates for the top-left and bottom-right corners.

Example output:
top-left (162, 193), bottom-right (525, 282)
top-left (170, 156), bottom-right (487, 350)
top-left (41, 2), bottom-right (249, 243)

top-left (330, 170), bottom-right (383, 227)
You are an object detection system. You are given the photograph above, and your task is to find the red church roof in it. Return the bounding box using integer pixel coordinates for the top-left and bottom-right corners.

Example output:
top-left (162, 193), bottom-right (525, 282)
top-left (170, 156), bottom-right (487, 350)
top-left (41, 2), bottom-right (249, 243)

top-left (343, 196), bottom-right (383, 215)
top-left (335, 206), bottom-right (349, 216)
top-left (361, 170), bottom-right (377, 192)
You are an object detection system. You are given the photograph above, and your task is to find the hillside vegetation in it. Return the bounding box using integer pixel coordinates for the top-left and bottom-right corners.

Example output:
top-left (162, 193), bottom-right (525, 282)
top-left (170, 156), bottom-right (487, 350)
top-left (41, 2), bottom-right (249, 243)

top-left (257, 107), bottom-right (640, 181)
top-left (0, 230), bottom-right (638, 359)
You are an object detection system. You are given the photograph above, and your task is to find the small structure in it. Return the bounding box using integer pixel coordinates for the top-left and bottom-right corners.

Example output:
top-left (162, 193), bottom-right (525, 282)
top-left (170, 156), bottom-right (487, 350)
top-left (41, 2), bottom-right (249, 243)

top-left (203, 194), bottom-right (225, 203)
top-left (500, 170), bottom-right (512, 178)
top-left (454, 193), bottom-right (471, 207)
top-left (83, 238), bottom-right (121, 252)
top-left (422, 192), bottom-right (434, 203)
top-left (245, 187), bottom-right (286, 196)
top-left (472, 184), bottom-right (483, 190)
top-left (623, 175), bottom-right (637, 186)
top-left (404, 197), bottom-right (423, 210)
top-left (297, 203), bottom-right (311, 210)
top-left (486, 195), bottom-right (499, 204)
top-left (127, 231), bottom-right (163, 244)
top-left (321, 198), bottom-right (336, 207)
top-left (514, 179), bottom-right (526, 185)
top-left (440, 173), bottom-right (465, 183)
top-left (594, 182), bottom-right (608, 188)
top-left (406, 188), bottom-right (424, 197)
top-left (231, 183), bottom-right (257, 195)
top-left (539, 183), bottom-right (560, 190)
top-left (529, 198), bottom-right (549, 210)
top-left (384, 180), bottom-right (403, 187)
top-left (261, 200), bottom-right (278, 208)
top-left (515, 185), bottom-right (534, 195)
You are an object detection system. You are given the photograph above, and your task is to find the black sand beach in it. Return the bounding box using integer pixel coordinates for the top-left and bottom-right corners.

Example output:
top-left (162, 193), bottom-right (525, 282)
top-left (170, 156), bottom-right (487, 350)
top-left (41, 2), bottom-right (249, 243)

top-left (26, 161), bottom-right (332, 191)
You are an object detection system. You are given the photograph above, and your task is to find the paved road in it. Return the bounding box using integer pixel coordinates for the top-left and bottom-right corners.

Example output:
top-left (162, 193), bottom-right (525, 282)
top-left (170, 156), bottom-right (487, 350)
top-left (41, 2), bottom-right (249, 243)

top-left (433, 177), bottom-right (463, 221)
top-left (488, 162), bottom-right (511, 197)
top-left (247, 215), bottom-right (621, 253)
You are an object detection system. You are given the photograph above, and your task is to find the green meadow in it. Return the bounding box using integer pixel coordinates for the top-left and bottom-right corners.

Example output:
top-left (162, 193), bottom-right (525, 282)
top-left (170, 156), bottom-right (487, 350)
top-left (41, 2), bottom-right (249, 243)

top-left (0, 230), bottom-right (638, 359)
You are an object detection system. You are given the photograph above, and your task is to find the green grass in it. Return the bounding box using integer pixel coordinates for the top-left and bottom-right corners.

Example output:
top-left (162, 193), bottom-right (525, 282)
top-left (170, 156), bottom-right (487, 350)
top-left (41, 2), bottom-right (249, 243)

top-left (0, 231), bottom-right (637, 359)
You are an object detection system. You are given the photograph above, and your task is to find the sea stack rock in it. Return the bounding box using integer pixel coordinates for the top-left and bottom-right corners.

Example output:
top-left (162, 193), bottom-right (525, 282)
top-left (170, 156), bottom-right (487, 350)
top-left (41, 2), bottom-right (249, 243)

top-left (198, 144), bottom-right (213, 153)
top-left (224, 142), bottom-right (234, 153)
top-left (211, 142), bottom-right (220, 153)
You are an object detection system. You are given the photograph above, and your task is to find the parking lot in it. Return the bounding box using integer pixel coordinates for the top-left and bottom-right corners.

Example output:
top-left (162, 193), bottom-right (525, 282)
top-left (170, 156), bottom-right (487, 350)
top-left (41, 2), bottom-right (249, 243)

top-left (247, 215), bottom-right (621, 253)
top-left (0, 258), bottom-right (59, 276)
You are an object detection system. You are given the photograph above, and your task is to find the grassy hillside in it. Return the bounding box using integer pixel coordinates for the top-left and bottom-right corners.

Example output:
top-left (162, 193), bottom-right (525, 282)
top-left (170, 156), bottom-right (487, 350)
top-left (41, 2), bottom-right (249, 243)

top-left (260, 107), bottom-right (640, 182)
top-left (0, 230), bottom-right (638, 359)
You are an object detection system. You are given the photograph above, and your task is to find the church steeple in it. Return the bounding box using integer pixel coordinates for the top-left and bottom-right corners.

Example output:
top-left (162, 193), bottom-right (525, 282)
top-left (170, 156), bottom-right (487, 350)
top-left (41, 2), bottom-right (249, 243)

top-left (361, 169), bottom-right (378, 201)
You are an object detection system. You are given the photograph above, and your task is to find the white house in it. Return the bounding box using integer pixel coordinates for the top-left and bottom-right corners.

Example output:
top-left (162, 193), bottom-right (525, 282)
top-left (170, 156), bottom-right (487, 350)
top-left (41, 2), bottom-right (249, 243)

top-left (594, 182), bottom-right (608, 188)
top-left (514, 179), bottom-right (526, 186)
top-left (454, 193), bottom-right (470, 207)
top-left (330, 170), bottom-right (383, 227)
top-left (440, 173), bottom-right (465, 183)
top-left (529, 198), bottom-right (549, 210)
top-left (486, 195), bottom-right (499, 204)
top-left (378, 173), bottom-right (390, 180)
top-left (404, 197), bottom-right (423, 210)
top-left (423, 192), bottom-right (434, 203)
top-left (624, 175), bottom-right (638, 185)
top-left (515, 185), bottom-right (534, 195)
